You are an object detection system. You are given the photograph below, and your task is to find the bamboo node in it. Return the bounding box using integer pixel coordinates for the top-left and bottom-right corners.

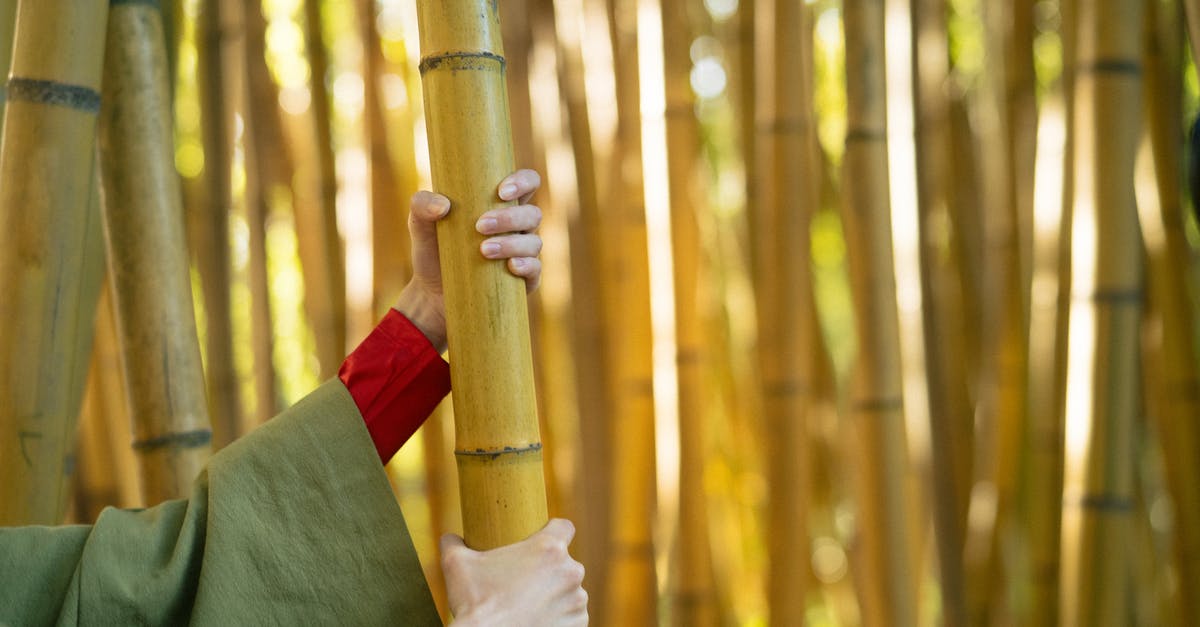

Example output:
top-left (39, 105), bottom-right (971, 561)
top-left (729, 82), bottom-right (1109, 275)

top-left (1074, 58), bottom-right (1142, 76)
top-left (132, 429), bottom-right (213, 452)
top-left (110, 0), bottom-right (162, 8)
top-left (418, 51), bottom-right (506, 76)
top-left (5, 77), bottom-right (101, 113)
top-left (1066, 492), bottom-right (1134, 513)
top-left (852, 396), bottom-right (904, 413)
top-left (455, 442), bottom-right (542, 461)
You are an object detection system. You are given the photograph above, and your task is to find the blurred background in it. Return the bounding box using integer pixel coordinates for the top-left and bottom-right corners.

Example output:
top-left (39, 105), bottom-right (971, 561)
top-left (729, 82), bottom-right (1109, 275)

top-left (3, 0), bottom-right (1199, 624)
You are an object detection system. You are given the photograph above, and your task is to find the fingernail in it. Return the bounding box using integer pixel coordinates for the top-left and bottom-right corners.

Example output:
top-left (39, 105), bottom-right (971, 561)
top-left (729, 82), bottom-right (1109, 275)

top-left (435, 198), bottom-right (451, 215)
top-left (499, 183), bottom-right (518, 199)
top-left (476, 217), bottom-right (498, 232)
top-left (481, 241), bottom-right (502, 257)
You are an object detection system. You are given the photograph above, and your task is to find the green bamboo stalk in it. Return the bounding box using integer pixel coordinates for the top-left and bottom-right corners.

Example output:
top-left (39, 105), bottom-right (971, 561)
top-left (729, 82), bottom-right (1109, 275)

top-left (1140, 1), bottom-right (1200, 619)
top-left (1059, 1), bottom-right (1143, 624)
top-left (841, 1), bottom-right (917, 624)
top-left (99, 1), bottom-right (213, 503)
top-left (0, 0), bottom-right (109, 526)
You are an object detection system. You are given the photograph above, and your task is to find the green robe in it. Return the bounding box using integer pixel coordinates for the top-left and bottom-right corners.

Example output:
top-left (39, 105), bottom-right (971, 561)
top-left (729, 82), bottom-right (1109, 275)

top-left (0, 380), bottom-right (442, 626)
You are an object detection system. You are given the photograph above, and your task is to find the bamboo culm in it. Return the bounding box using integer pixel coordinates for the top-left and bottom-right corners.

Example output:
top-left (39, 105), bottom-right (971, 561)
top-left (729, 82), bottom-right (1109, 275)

top-left (415, 0), bottom-right (548, 551)
top-left (99, 1), bottom-right (213, 503)
top-left (0, 0), bottom-right (109, 526)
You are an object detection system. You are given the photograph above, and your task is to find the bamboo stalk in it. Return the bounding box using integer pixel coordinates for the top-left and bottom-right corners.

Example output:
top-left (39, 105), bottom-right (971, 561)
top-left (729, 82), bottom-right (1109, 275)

top-left (99, 1), bottom-right (213, 504)
top-left (543, 0), bottom-right (614, 617)
top-left (196, 0), bottom-right (242, 447)
top-left (301, 0), bottom-right (347, 377)
top-left (1059, 0), bottom-right (1144, 624)
top-left (0, 0), bottom-right (109, 526)
top-left (91, 284), bottom-right (142, 511)
top-left (1140, 2), bottom-right (1200, 619)
top-left (415, 0), bottom-right (547, 551)
top-left (841, 1), bottom-right (917, 625)
top-left (240, 0), bottom-right (280, 428)
top-left (357, 0), bottom-right (411, 318)
top-left (752, 0), bottom-right (816, 624)
top-left (661, 1), bottom-right (717, 625)
top-left (0, 0), bottom-right (16, 139)
top-left (909, 0), bottom-right (971, 623)
top-left (600, 0), bottom-right (659, 621)
top-left (964, 2), bottom-right (1036, 623)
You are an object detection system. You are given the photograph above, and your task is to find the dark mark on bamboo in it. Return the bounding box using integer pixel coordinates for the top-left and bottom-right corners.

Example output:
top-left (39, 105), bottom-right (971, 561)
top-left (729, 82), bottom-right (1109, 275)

top-left (18, 430), bottom-right (43, 467)
top-left (6, 77), bottom-right (101, 113)
top-left (110, 0), bottom-right (161, 7)
top-left (1075, 59), bottom-right (1141, 76)
top-left (419, 51), bottom-right (506, 75)
top-left (846, 127), bottom-right (887, 143)
top-left (456, 442), bottom-right (542, 461)
top-left (133, 429), bottom-right (212, 451)
top-left (1069, 493), bottom-right (1133, 513)
top-left (853, 396), bottom-right (904, 413)
top-left (1080, 287), bottom-right (1143, 304)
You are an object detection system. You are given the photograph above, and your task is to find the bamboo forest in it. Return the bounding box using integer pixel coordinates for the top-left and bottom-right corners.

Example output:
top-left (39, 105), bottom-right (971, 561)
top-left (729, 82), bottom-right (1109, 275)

top-left (3, 0), bottom-right (1200, 624)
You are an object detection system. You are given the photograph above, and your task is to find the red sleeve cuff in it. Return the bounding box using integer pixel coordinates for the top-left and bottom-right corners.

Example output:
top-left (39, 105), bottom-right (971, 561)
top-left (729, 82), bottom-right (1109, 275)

top-left (338, 309), bottom-right (451, 464)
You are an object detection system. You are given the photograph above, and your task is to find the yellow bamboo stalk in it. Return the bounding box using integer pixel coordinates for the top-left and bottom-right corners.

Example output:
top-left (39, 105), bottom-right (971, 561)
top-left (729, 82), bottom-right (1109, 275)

top-left (965, 2), bottom-right (1035, 623)
top-left (1140, 2), bottom-right (1200, 619)
top-left (1028, 3), bottom-right (1077, 623)
top-left (240, 0), bottom-right (280, 428)
top-left (301, 0), bottom-right (347, 377)
top-left (196, 0), bottom-right (242, 447)
top-left (419, 401), bottom-right (458, 620)
top-left (99, 1), bottom-right (213, 504)
top-left (909, 1), bottom-right (970, 623)
top-left (0, 0), bottom-right (109, 526)
top-left (415, 0), bottom-right (547, 551)
top-left (91, 284), bottom-right (143, 511)
top-left (543, 0), bottom-right (614, 617)
top-left (0, 0), bottom-right (16, 139)
top-left (661, 1), bottom-right (716, 625)
top-left (841, 1), bottom-right (917, 625)
top-left (600, 0), bottom-right (659, 621)
top-left (1059, 0), bottom-right (1143, 624)
top-left (752, 0), bottom-right (816, 624)
top-left (357, 0), bottom-right (411, 319)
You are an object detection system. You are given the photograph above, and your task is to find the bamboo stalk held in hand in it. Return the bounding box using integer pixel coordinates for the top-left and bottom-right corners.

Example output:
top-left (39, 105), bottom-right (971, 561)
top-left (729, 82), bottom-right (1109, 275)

top-left (415, 0), bottom-right (548, 552)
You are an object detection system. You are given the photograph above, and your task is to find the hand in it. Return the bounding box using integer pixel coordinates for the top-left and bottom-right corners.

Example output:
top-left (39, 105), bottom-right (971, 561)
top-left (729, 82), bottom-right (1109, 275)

top-left (442, 519), bottom-right (588, 627)
top-left (394, 169), bottom-right (544, 353)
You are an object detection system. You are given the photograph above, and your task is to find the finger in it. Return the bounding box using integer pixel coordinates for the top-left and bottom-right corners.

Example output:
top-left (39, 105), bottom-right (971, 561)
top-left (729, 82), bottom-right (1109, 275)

top-left (541, 518), bottom-right (577, 545)
top-left (480, 234), bottom-right (542, 260)
top-left (411, 190), bottom-right (451, 223)
top-left (439, 532), bottom-right (468, 555)
top-left (410, 191), bottom-right (450, 248)
top-left (476, 203), bottom-right (543, 235)
top-left (508, 258), bottom-right (541, 292)
top-left (497, 169), bottom-right (541, 203)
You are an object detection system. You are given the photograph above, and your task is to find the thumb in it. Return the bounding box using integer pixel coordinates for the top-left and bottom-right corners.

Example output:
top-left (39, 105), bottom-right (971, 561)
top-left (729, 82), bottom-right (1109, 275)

top-left (409, 191), bottom-right (450, 254)
top-left (439, 531), bottom-right (468, 556)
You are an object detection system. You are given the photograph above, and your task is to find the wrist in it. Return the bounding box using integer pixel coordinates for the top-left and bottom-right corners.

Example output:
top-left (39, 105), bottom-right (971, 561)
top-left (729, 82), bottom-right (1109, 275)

top-left (393, 282), bottom-right (447, 353)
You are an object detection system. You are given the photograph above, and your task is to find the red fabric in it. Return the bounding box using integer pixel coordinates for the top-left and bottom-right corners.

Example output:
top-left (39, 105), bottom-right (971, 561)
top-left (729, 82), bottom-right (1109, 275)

top-left (338, 309), bottom-right (451, 464)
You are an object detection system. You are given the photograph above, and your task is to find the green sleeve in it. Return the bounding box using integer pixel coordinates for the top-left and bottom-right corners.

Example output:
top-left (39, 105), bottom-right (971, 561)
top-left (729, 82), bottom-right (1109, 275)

top-left (0, 380), bottom-right (442, 626)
